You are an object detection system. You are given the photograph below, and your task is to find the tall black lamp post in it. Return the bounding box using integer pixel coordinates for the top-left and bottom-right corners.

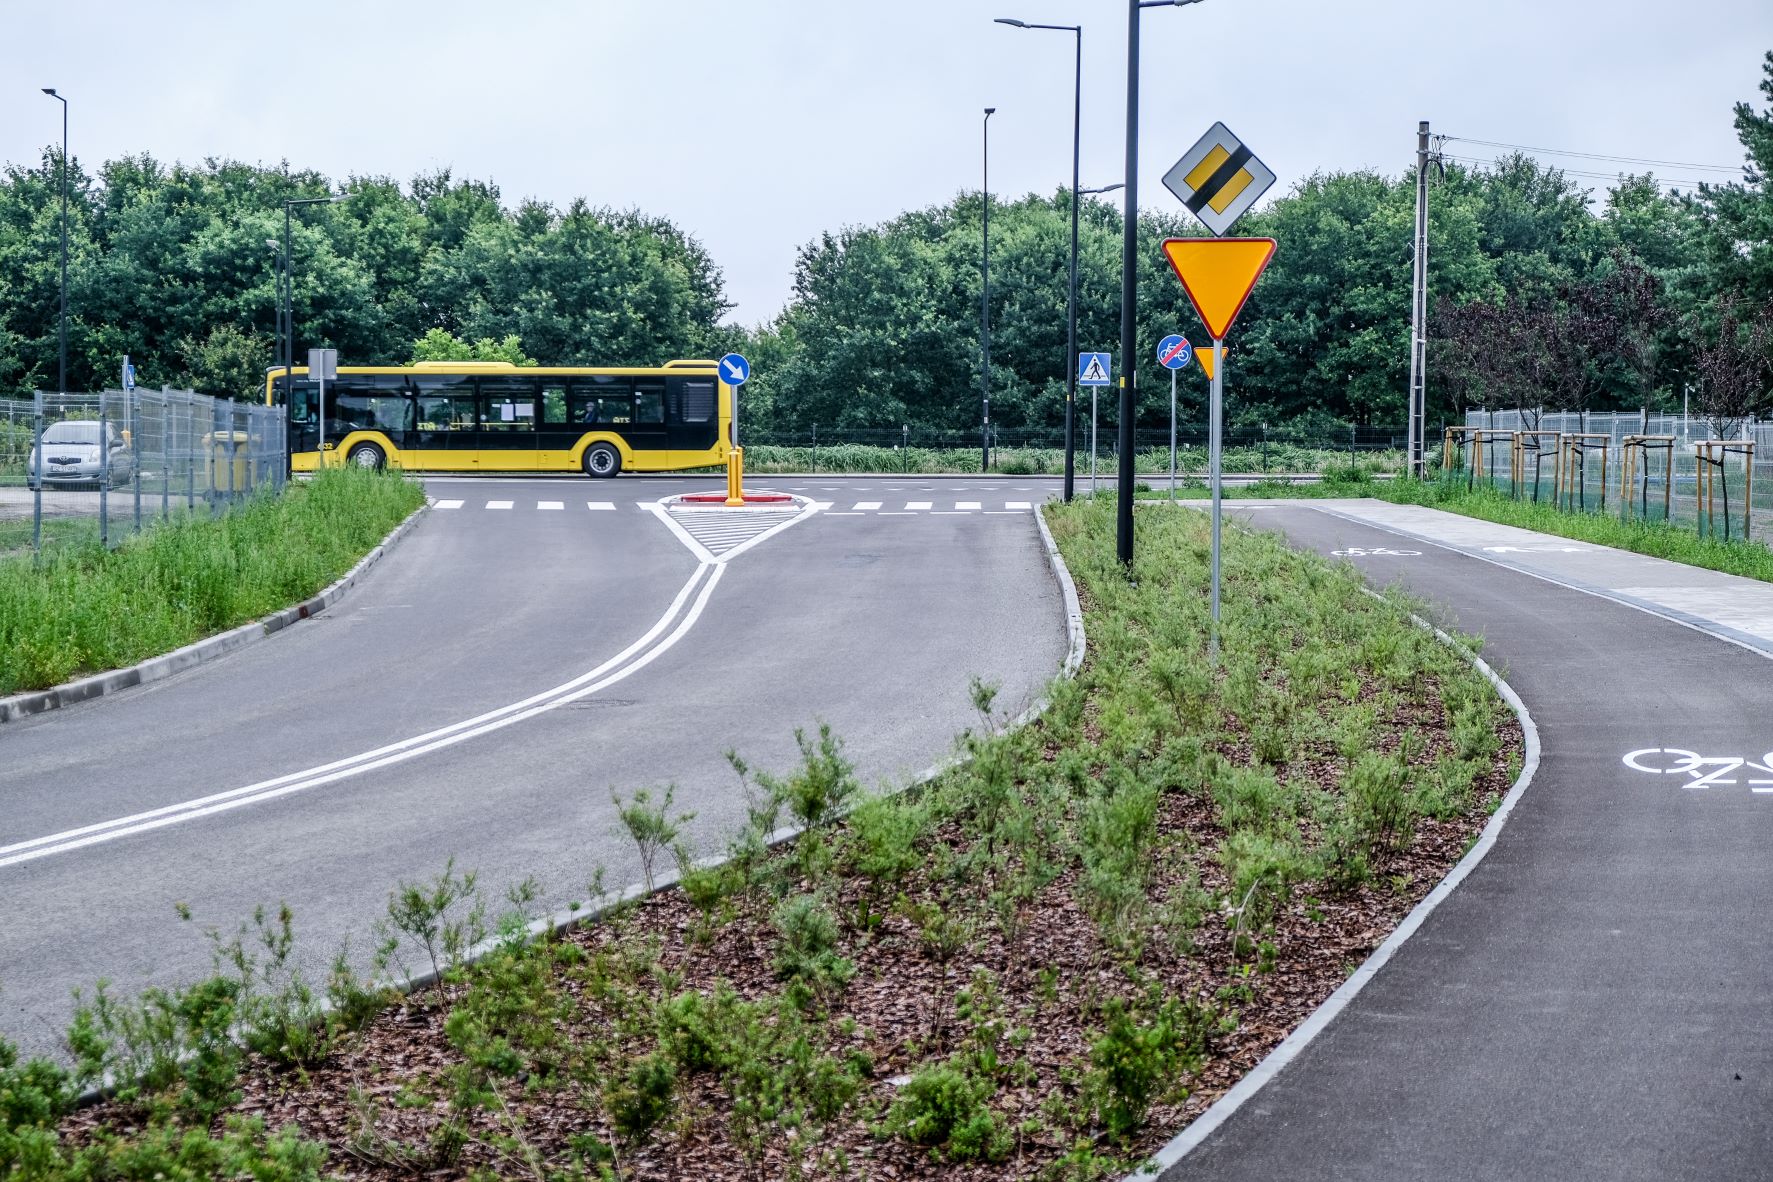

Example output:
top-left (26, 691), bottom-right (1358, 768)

top-left (1118, 0), bottom-right (1205, 567)
top-left (40, 89), bottom-right (68, 397)
top-left (278, 193), bottom-right (352, 459)
top-left (981, 107), bottom-right (996, 474)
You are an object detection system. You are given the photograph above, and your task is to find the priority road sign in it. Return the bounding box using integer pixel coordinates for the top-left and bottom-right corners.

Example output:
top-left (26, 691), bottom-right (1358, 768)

top-left (1157, 335), bottom-right (1192, 371)
top-left (719, 353), bottom-right (750, 386)
top-left (1160, 238), bottom-right (1277, 341)
top-left (1162, 122), bottom-right (1276, 237)
top-left (1077, 352), bottom-right (1112, 387)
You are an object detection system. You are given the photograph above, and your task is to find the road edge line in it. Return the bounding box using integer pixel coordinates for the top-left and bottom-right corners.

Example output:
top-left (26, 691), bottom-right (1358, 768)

top-left (1132, 589), bottom-right (1541, 1181)
top-left (0, 500), bottom-right (429, 725)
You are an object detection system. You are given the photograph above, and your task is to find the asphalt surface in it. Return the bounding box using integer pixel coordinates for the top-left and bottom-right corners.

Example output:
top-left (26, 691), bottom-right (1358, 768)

top-left (1159, 502), bottom-right (1773, 1182)
top-left (0, 473), bottom-right (1067, 1057)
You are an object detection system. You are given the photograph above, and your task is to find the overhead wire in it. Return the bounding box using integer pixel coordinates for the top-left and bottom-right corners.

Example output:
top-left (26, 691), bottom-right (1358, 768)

top-left (1441, 135), bottom-right (1739, 174)
top-left (1440, 152), bottom-right (1723, 190)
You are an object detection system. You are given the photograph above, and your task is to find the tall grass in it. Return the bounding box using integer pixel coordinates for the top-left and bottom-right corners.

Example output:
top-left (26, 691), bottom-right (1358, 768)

top-left (0, 468), bottom-right (425, 695)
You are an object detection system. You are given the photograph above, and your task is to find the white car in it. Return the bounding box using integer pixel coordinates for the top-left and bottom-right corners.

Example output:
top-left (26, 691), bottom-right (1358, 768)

top-left (26, 420), bottom-right (136, 489)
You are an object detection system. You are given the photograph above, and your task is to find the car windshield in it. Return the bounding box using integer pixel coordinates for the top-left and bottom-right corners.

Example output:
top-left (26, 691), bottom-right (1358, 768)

top-left (42, 423), bottom-right (99, 445)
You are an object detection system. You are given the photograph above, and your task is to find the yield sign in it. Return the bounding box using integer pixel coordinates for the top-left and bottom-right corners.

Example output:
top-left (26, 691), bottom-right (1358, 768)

top-left (1160, 237), bottom-right (1277, 340)
top-left (1195, 345), bottom-right (1222, 382)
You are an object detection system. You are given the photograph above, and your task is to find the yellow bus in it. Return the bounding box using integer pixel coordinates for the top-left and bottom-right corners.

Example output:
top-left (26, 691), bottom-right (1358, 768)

top-left (265, 360), bottom-right (734, 476)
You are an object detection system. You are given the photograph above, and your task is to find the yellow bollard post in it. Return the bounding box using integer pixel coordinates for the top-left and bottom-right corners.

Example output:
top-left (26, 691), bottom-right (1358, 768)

top-left (726, 446), bottom-right (745, 506)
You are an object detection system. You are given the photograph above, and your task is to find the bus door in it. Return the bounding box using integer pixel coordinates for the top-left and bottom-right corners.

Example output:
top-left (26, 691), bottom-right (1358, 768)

top-left (536, 378), bottom-right (576, 469)
top-left (666, 376), bottom-right (719, 459)
top-left (567, 376), bottom-right (648, 464)
top-left (476, 378), bottom-right (540, 471)
top-left (628, 379), bottom-right (670, 461)
top-left (409, 375), bottom-right (478, 471)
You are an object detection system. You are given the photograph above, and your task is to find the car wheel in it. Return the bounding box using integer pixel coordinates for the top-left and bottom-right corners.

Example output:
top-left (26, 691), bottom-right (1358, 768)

top-left (348, 443), bottom-right (385, 471)
top-left (583, 443), bottom-right (621, 478)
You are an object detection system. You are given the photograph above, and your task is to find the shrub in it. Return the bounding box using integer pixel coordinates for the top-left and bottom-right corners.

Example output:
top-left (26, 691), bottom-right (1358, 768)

top-left (772, 895), bottom-right (854, 1008)
top-left (884, 1063), bottom-right (1011, 1163)
top-left (1088, 997), bottom-right (1212, 1140)
top-left (605, 1053), bottom-right (676, 1145)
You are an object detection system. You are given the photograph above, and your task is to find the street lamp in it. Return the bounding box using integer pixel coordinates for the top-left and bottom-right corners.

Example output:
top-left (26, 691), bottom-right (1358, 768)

top-left (1118, 0), bottom-right (1205, 568)
top-left (995, 17), bottom-right (1086, 501)
top-left (41, 89), bottom-right (67, 397)
top-left (981, 107), bottom-right (996, 474)
top-left (279, 193), bottom-right (352, 468)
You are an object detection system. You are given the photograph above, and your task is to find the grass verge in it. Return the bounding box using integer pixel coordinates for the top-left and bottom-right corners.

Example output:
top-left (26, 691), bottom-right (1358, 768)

top-left (0, 467), bottom-right (425, 696)
top-left (1147, 471), bottom-right (1773, 584)
top-left (10, 499), bottom-right (1518, 1180)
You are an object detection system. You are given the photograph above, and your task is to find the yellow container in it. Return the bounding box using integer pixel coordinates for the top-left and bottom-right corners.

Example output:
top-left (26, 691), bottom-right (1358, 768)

top-left (207, 430), bottom-right (253, 494)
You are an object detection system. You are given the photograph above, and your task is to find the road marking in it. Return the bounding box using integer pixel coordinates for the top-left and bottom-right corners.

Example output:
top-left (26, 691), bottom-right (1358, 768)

top-left (827, 511), bottom-right (865, 515)
top-left (907, 501), bottom-right (932, 510)
top-left (434, 499), bottom-right (464, 510)
top-left (0, 564), bottom-right (725, 870)
top-left (538, 501), bottom-right (564, 511)
top-left (1622, 747), bottom-right (1773, 793)
top-left (985, 510), bottom-right (1022, 515)
top-left (487, 500), bottom-right (513, 510)
top-left (855, 501), bottom-right (882, 510)
top-left (957, 501), bottom-right (981, 510)
top-left (933, 510), bottom-right (971, 515)
top-left (1006, 501), bottom-right (1032, 509)
top-left (878, 511), bottom-right (916, 515)
top-left (1331, 546), bottom-right (1421, 557)
top-left (587, 501), bottom-right (615, 511)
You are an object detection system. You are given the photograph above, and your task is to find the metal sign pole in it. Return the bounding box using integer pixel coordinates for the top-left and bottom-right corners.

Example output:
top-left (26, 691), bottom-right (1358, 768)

top-left (1090, 388), bottom-right (1098, 494)
top-left (317, 369), bottom-right (326, 475)
top-left (1170, 367), bottom-right (1178, 502)
top-left (1210, 337), bottom-right (1224, 657)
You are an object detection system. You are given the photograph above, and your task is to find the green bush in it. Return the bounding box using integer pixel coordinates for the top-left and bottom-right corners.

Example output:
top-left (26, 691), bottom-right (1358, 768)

top-left (772, 894), bottom-right (855, 1008)
top-left (884, 1063), bottom-right (1011, 1163)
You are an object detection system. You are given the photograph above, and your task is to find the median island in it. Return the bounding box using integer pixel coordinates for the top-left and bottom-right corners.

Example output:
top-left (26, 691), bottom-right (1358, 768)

top-left (5, 497), bottom-right (1520, 1180)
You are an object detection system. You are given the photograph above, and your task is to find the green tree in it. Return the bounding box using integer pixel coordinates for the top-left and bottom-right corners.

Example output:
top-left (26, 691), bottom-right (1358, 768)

top-left (409, 328), bottom-right (535, 366)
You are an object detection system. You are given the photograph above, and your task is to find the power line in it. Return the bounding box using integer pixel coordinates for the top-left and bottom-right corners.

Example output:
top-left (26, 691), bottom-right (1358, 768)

top-left (1444, 135), bottom-right (1739, 174)
top-left (1442, 153), bottom-right (1719, 190)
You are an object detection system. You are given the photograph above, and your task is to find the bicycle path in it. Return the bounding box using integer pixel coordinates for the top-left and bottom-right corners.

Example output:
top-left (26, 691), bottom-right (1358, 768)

top-left (1156, 499), bottom-right (1773, 1181)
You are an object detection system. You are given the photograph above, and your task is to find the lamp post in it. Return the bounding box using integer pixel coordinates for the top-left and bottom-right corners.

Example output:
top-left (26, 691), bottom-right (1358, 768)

top-left (1076, 182), bottom-right (1124, 496)
top-left (280, 193), bottom-right (351, 469)
top-left (40, 89), bottom-right (68, 397)
top-left (981, 107), bottom-right (996, 474)
top-left (994, 18), bottom-right (1087, 501)
top-left (1118, 0), bottom-right (1204, 569)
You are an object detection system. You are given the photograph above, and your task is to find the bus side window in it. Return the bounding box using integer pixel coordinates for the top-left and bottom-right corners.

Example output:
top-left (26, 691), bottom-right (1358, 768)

top-left (541, 386), bottom-right (568, 424)
top-left (634, 386), bottom-right (665, 424)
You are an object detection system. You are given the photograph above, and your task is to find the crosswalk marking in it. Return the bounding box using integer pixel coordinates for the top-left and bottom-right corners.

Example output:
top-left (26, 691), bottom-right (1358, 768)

top-left (907, 501), bottom-right (932, 510)
top-left (855, 501), bottom-right (882, 510)
top-left (1006, 501), bottom-right (1032, 510)
top-left (587, 501), bottom-right (615, 511)
top-left (538, 501), bottom-right (563, 510)
top-left (957, 501), bottom-right (981, 510)
top-left (434, 499), bottom-right (464, 510)
top-left (487, 500), bottom-right (513, 510)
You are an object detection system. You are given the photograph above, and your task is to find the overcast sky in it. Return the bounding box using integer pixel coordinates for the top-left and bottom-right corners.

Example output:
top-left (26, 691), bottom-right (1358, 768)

top-left (2, 1), bottom-right (1769, 326)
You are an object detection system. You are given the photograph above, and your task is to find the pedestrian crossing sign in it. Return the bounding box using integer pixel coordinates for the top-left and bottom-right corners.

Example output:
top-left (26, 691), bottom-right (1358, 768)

top-left (1077, 352), bottom-right (1112, 387)
top-left (1162, 122), bottom-right (1276, 237)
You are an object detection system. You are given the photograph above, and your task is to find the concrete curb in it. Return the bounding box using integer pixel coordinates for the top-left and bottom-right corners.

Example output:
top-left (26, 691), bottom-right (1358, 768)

top-left (1133, 594), bottom-right (1541, 1181)
top-left (0, 503), bottom-right (429, 725)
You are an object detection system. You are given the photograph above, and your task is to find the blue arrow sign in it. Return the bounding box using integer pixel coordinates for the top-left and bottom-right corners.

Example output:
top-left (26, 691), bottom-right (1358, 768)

top-left (1157, 334), bottom-right (1193, 371)
top-left (1077, 352), bottom-right (1112, 387)
top-left (719, 353), bottom-right (751, 386)
top-left (121, 357), bottom-right (136, 391)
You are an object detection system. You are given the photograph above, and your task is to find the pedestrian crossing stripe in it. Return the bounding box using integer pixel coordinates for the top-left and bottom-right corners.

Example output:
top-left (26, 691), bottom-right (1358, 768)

top-left (1161, 122), bottom-right (1276, 238)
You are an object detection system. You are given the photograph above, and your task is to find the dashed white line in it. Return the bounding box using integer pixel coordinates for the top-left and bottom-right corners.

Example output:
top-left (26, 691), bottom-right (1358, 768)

top-left (434, 499), bottom-right (464, 510)
top-left (587, 501), bottom-right (615, 511)
top-left (907, 501), bottom-right (932, 510)
top-left (486, 500), bottom-right (513, 510)
top-left (957, 501), bottom-right (981, 510)
top-left (538, 501), bottom-right (563, 511)
top-left (855, 501), bottom-right (882, 510)
top-left (1006, 501), bottom-right (1032, 509)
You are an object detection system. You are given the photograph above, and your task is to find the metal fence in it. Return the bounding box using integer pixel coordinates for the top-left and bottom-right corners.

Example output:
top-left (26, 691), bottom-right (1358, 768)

top-left (1, 388), bottom-right (287, 557)
top-left (739, 423), bottom-right (1406, 477)
top-left (1456, 408), bottom-right (1773, 539)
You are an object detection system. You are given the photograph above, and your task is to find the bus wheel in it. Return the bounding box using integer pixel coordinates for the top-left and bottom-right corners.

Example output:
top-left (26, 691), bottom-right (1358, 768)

top-left (583, 443), bottom-right (621, 478)
top-left (348, 443), bottom-right (385, 471)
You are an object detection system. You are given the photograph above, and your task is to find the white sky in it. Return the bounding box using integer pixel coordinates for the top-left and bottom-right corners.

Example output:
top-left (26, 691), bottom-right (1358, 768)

top-left (2, 0), bottom-right (1769, 326)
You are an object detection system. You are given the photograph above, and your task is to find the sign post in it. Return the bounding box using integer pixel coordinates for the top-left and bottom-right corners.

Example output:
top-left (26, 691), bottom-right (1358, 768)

top-left (1077, 352), bottom-right (1112, 494)
top-left (1161, 237), bottom-right (1277, 654)
top-left (719, 353), bottom-right (751, 505)
top-left (308, 348), bottom-right (338, 472)
top-left (1157, 335), bottom-right (1193, 501)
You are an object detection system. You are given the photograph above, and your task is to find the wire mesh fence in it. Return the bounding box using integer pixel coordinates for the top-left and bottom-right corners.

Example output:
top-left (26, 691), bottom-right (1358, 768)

top-left (1455, 409), bottom-right (1771, 540)
top-left (0, 388), bottom-right (287, 557)
top-left (738, 423), bottom-right (1406, 477)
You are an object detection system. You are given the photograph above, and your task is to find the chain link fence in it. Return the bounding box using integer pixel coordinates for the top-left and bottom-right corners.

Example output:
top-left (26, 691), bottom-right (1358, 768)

top-left (1, 388), bottom-right (287, 557)
top-left (1456, 409), bottom-right (1773, 539)
top-left (739, 423), bottom-right (1406, 477)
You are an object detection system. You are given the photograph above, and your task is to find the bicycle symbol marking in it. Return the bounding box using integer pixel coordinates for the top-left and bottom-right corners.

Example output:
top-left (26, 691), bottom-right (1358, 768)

top-left (1330, 546), bottom-right (1422, 558)
top-left (1621, 747), bottom-right (1773, 793)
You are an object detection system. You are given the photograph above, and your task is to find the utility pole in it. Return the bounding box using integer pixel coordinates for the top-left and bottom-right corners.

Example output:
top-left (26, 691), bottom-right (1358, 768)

top-left (982, 108), bottom-right (996, 475)
top-left (1408, 121), bottom-right (1429, 479)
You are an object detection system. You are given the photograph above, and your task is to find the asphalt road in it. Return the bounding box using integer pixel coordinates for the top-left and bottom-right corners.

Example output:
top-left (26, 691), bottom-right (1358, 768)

top-left (1159, 503), bottom-right (1773, 1182)
top-left (0, 473), bottom-right (1068, 1057)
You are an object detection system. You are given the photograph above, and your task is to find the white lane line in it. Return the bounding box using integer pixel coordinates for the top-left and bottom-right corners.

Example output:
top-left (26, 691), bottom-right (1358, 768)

top-left (907, 501), bottom-right (932, 510)
top-left (1006, 501), bottom-right (1032, 510)
top-left (538, 501), bottom-right (564, 511)
top-left (434, 499), bottom-right (464, 510)
top-left (878, 511), bottom-right (916, 516)
top-left (0, 565), bottom-right (722, 870)
top-left (985, 510), bottom-right (1023, 515)
top-left (827, 511), bottom-right (865, 516)
top-left (486, 500), bottom-right (513, 510)
top-left (587, 501), bottom-right (615, 511)
top-left (854, 501), bottom-right (882, 510)
top-left (957, 501), bottom-right (982, 510)
top-left (933, 510), bottom-right (972, 515)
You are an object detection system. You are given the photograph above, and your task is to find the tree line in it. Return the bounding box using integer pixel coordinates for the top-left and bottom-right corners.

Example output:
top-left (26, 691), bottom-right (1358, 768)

top-left (1, 51), bottom-right (1769, 437)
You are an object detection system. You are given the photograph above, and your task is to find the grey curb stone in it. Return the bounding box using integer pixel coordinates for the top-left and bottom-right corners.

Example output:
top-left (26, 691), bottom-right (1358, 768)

top-left (0, 503), bottom-right (429, 725)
